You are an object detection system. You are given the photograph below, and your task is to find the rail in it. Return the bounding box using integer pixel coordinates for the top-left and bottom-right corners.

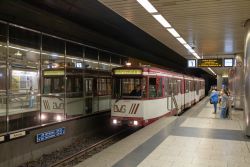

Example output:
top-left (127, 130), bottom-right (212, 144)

top-left (49, 128), bottom-right (131, 167)
top-left (171, 94), bottom-right (179, 111)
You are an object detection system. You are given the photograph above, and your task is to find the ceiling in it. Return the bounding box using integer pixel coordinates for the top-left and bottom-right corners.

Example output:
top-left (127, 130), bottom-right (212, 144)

top-left (0, 0), bottom-right (217, 80)
top-left (99, 0), bottom-right (249, 75)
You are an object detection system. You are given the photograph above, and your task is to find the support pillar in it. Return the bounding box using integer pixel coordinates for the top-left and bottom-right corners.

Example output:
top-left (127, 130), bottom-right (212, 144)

top-left (243, 19), bottom-right (250, 136)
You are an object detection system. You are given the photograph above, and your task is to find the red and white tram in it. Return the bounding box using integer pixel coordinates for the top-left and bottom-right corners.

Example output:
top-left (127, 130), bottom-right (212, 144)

top-left (111, 66), bottom-right (205, 126)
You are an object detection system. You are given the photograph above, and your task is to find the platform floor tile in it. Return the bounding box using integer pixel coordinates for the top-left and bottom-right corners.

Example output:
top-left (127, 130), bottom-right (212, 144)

top-left (138, 135), bottom-right (250, 167)
top-left (74, 116), bottom-right (177, 167)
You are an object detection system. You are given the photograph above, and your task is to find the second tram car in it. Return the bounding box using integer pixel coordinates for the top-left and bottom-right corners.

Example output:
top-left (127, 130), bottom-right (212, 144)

top-left (111, 66), bottom-right (205, 126)
top-left (41, 66), bottom-right (111, 121)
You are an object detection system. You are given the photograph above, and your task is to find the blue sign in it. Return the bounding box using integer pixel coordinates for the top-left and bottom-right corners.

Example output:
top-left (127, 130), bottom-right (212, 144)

top-left (36, 127), bottom-right (65, 143)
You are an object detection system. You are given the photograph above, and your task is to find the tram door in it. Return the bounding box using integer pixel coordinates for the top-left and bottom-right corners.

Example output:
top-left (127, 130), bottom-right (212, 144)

top-left (84, 78), bottom-right (93, 114)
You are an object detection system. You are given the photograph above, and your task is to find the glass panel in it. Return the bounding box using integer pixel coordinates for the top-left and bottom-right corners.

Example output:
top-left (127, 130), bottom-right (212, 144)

top-left (8, 26), bottom-right (41, 131)
top-left (0, 22), bottom-right (7, 133)
top-left (65, 42), bottom-right (84, 118)
top-left (113, 78), bottom-right (145, 99)
top-left (84, 47), bottom-right (99, 113)
top-left (99, 52), bottom-right (110, 71)
top-left (110, 54), bottom-right (121, 69)
top-left (98, 77), bottom-right (111, 112)
top-left (157, 78), bottom-right (163, 97)
top-left (85, 47), bottom-right (99, 70)
top-left (149, 78), bottom-right (157, 98)
top-left (41, 35), bottom-right (65, 124)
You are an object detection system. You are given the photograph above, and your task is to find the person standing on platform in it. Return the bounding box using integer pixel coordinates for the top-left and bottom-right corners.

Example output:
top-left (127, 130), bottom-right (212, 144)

top-left (220, 89), bottom-right (229, 118)
top-left (210, 88), bottom-right (219, 114)
top-left (29, 86), bottom-right (35, 108)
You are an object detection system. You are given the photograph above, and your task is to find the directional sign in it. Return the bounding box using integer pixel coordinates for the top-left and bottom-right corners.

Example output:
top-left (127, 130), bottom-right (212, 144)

top-left (197, 59), bottom-right (223, 67)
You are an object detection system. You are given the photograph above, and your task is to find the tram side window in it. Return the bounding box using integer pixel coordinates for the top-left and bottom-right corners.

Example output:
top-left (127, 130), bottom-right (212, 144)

top-left (157, 78), bottom-right (163, 97)
top-left (168, 78), bottom-right (173, 96)
top-left (164, 78), bottom-right (168, 97)
top-left (177, 80), bottom-right (181, 95)
top-left (185, 80), bottom-right (189, 93)
top-left (149, 78), bottom-right (156, 98)
top-left (97, 78), bottom-right (110, 96)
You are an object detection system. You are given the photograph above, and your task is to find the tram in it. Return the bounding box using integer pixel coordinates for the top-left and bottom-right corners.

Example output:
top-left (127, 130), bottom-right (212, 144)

top-left (111, 66), bottom-right (205, 126)
top-left (41, 64), bottom-right (111, 120)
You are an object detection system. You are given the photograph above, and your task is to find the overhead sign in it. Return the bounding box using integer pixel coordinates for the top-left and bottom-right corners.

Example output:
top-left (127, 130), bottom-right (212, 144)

top-left (36, 127), bottom-right (65, 143)
top-left (224, 58), bottom-right (234, 67)
top-left (44, 70), bottom-right (65, 76)
top-left (114, 69), bottom-right (142, 75)
top-left (197, 59), bottom-right (223, 67)
top-left (187, 59), bottom-right (196, 68)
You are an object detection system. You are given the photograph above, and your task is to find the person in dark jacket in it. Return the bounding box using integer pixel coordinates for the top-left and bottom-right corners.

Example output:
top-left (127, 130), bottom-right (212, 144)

top-left (210, 88), bottom-right (219, 114)
top-left (130, 85), bottom-right (142, 96)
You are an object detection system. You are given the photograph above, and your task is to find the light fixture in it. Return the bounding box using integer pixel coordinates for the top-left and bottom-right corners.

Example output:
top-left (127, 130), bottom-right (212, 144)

top-left (184, 44), bottom-right (192, 50)
top-left (167, 28), bottom-right (180, 37)
top-left (137, 0), bottom-right (158, 13)
top-left (112, 119), bottom-right (117, 124)
top-left (14, 50), bottom-right (22, 56)
top-left (55, 115), bottom-right (63, 121)
top-left (136, 0), bottom-right (203, 61)
top-left (192, 52), bottom-right (201, 59)
top-left (126, 62), bottom-right (132, 66)
top-left (208, 67), bottom-right (216, 75)
top-left (152, 14), bottom-right (171, 28)
top-left (133, 120), bottom-right (138, 126)
top-left (176, 37), bottom-right (187, 44)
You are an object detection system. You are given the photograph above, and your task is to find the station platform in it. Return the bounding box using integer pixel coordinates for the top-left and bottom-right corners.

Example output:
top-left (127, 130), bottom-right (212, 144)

top-left (76, 97), bottom-right (249, 167)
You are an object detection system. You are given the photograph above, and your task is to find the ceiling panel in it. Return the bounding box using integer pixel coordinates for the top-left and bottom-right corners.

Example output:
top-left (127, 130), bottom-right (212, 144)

top-left (99, 0), bottom-right (249, 75)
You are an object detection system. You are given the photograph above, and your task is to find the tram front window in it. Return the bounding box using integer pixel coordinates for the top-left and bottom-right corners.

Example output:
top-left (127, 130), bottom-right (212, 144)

top-left (43, 77), bottom-right (64, 94)
top-left (113, 78), bottom-right (146, 99)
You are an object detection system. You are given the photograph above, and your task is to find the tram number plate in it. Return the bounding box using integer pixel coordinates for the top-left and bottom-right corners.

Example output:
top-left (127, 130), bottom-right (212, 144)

top-left (36, 127), bottom-right (65, 143)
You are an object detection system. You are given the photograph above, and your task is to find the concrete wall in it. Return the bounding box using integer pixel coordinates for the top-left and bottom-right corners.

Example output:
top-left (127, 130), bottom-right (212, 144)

top-left (0, 112), bottom-right (110, 167)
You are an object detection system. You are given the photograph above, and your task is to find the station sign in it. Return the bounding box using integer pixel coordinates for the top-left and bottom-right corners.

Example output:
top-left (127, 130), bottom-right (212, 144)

top-left (9, 131), bottom-right (26, 139)
top-left (44, 70), bottom-right (65, 76)
top-left (36, 127), bottom-right (65, 143)
top-left (114, 69), bottom-right (142, 75)
top-left (0, 136), bottom-right (5, 142)
top-left (197, 59), bottom-right (223, 67)
top-left (187, 59), bottom-right (196, 68)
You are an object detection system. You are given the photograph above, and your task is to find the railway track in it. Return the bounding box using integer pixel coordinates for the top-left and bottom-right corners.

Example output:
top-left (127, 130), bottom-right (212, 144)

top-left (49, 128), bottom-right (133, 167)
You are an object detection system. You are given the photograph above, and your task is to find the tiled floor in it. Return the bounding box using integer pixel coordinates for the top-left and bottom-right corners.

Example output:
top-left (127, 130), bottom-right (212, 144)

top-left (75, 98), bottom-right (249, 167)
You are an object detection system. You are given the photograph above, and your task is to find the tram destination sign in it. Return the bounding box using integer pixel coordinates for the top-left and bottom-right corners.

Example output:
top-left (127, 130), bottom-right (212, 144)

top-left (197, 59), bottom-right (223, 67)
top-left (114, 69), bottom-right (142, 75)
top-left (36, 127), bottom-right (65, 143)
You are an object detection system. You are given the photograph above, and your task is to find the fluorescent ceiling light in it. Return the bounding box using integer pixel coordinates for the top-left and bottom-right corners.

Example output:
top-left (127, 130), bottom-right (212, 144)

top-left (167, 28), bottom-right (180, 37)
top-left (188, 48), bottom-right (195, 53)
top-left (192, 52), bottom-right (201, 59)
top-left (137, 0), bottom-right (157, 13)
top-left (152, 14), bottom-right (171, 28)
top-left (208, 67), bottom-right (216, 75)
top-left (176, 37), bottom-right (186, 44)
top-left (184, 44), bottom-right (192, 50)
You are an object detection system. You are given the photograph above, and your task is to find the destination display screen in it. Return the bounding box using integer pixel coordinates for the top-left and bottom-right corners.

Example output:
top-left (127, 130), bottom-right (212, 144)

top-left (114, 69), bottom-right (142, 75)
top-left (197, 59), bottom-right (223, 67)
top-left (44, 70), bottom-right (65, 76)
top-left (224, 58), bottom-right (234, 67)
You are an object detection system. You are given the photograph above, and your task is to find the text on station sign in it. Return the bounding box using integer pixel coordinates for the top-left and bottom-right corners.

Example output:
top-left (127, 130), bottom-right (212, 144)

top-left (114, 69), bottom-right (142, 75)
top-left (197, 59), bottom-right (223, 67)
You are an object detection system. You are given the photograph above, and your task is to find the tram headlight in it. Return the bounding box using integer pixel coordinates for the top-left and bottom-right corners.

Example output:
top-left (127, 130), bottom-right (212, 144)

top-left (112, 119), bottom-right (118, 124)
top-left (41, 114), bottom-right (47, 120)
top-left (133, 120), bottom-right (138, 126)
top-left (56, 115), bottom-right (63, 122)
